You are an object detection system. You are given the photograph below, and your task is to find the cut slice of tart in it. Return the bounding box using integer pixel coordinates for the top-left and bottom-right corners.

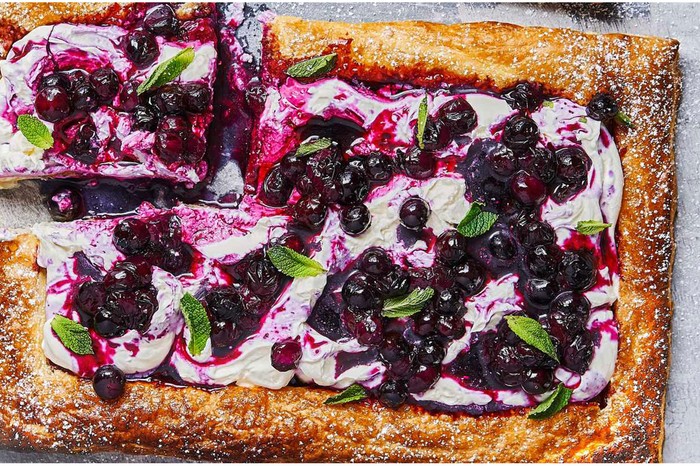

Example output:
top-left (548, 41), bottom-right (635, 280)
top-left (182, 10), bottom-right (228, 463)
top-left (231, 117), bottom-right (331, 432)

top-left (0, 3), bottom-right (217, 187)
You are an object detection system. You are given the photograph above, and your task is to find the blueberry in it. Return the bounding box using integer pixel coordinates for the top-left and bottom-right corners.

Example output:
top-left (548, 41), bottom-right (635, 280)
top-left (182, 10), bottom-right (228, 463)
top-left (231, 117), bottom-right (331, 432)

top-left (437, 97), bottom-right (477, 135)
top-left (509, 171), bottom-right (547, 206)
top-left (485, 144), bottom-right (517, 178)
top-left (92, 365), bottom-right (126, 401)
top-left (274, 232), bottom-right (306, 254)
top-left (502, 82), bottom-right (543, 111)
top-left (563, 333), bottom-right (594, 374)
top-left (260, 165), bottom-right (293, 208)
top-left (342, 273), bottom-right (381, 311)
top-left (526, 244), bottom-right (560, 279)
top-left (245, 258), bottom-right (281, 299)
top-left (399, 196), bottom-right (430, 230)
top-left (94, 308), bottom-right (127, 338)
top-left (521, 369), bottom-right (554, 395)
top-left (378, 379), bottom-right (408, 408)
top-left (502, 115), bottom-right (540, 151)
top-left (205, 288), bottom-right (244, 323)
top-left (586, 93), bottom-right (618, 121)
top-left (67, 122), bottom-right (99, 164)
top-left (517, 220), bottom-right (555, 247)
top-left (113, 218), bottom-right (151, 255)
top-left (416, 336), bottom-right (446, 365)
top-left (340, 204), bottom-right (371, 236)
top-left (144, 4), bottom-right (178, 37)
top-left (406, 364), bottom-right (440, 393)
top-left (559, 250), bottom-right (596, 291)
top-left (152, 85), bottom-right (186, 115)
top-left (524, 278), bottom-right (558, 307)
top-left (124, 30), bottom-right (159, 67)
top-left (47, 187), bottom-right (82, 221)
top-left (555, 146), bottom-right (590, 185)
top-left (293, 195), bottom-right (328, 230)
top-left (336, 166), bottom-right (369, 205)
top-left (376, 266), bottom-right (411, 299)
top-left (421, 117), bottom-right (451, 151)
top-left (488, 230), bottom-right (517, 260)
top-left (182, 83), bottom-right (211, 114)
top-left (434, 230), bottom-right (468, 266)
top-left (379, 333), bottom-right (410, 364)
top-left (350, 313), bottom-right (384, 346)
top-left (453, 259), bottom-right (486, 296)
top-left (398, 147), bottom-right (435, 180)
top-left (132, 105), bottom-right (159, 132)
top-left (75, 281), bottom-right (106, 317)
top-left (90, 68), bottom-right (120, 103)
top-left (280, 150), bottom-right (309, 179)
top-left (72, 83), bottom-right (99, 111)
top-left (34, 86), bottom-right (71, 123)
top-left (270, 340), bottom-right (302, 372)
top-left (434, 288), bottom-right (462, 316)
top-left (518, 147), bottom-right (557, 183)
top-left (358, 247), bottom-right (392, 276)
top-left (436, 314), bottom-right (466, 340)
top-left (38, 72), bottom-right (70, 91)
top-left (365, 152), bottom-right (394, 183)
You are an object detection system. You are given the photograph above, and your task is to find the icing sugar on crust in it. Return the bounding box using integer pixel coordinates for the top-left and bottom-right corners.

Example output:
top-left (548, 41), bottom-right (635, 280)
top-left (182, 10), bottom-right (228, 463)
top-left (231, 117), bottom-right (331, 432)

top-left (0, 10), bottom-right (681, 463)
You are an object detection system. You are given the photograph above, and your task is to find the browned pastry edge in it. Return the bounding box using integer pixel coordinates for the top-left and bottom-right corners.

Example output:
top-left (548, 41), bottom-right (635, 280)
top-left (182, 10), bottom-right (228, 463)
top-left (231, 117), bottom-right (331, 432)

top-left (0, 11), bottom-right (681, 463)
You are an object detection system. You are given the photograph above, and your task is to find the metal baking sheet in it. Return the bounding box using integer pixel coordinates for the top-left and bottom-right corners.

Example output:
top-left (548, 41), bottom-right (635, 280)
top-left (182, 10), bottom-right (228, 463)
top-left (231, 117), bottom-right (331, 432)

top-left (0, 2), bottom-right (697, 462)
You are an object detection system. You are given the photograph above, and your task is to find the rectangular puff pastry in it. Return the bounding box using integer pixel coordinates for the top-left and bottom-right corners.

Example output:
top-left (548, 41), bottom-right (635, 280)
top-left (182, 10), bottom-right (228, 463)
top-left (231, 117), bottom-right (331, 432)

top-left (0, 9), bottom-right (681, 463)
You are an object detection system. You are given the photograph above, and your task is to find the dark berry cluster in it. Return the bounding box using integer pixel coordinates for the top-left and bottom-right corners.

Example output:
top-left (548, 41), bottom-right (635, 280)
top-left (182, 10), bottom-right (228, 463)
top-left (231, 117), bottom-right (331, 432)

top-left (73, 214), bottom-right (193, 338)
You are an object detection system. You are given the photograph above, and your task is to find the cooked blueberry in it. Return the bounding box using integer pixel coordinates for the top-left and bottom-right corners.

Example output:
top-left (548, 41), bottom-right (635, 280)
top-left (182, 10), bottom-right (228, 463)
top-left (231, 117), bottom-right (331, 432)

top-left (293, 195), bottom-right (328, 230)
top-left (421, 117), bottom-right (451, 151)
top-left (502, 82), bottom-right (543, 111)
top-left (113, 218), bottom-right (151, 255)
top-left (342, 273), bottom-right (381, 311)
top-left (518, 147), bottom-right (557, 183)
top-left (158, 246), bottom-right (191, 275)
top-left (379, 333), bottom-right (410, 364)
top-left (434, 288), bottom-right (462, 316)
top-left (39, 72), bottom-right (70, 91)
top-left (34, 86), bottom-right (71, 123)
top-left (502, 115), bottom-right (540, 151)
top-left (521, 369), bottom-right (554, 395)
top-left (71, 83), bottom-right (98, 111)
top-left (144, 4), bottom-right (178, 36)
top-left (435, 230), bottom-right (468, 266)
top-left (47, 187), bottom-right (82, 221)
top-left (413, 311), bottom-right (438, 337)
top-left (274, 232), bottom-right (305, 254)
top-left (346, 156), bottom-right (366, 171)
top-left (416, 336), bottom-right (446, 365)
top-left (524, 278), bottom-right (558, 307)
top-left (510, 170), bottom-right (547, 206)
top-left (154, 130), bottom-right (187, 164)
top-left (488, 230), bottom-right (516, 260)
top-left (75, 281), bottom-right (106, 316)
top-left (485, 144), bottom-right (517, 178)
top-left (399, 196), bottom-right (430, 230)
top-left (398, 147), bottom-right (435, 180)
top-left (152, 85), bottom-right (185, 115)
top-left (132, 105), bottom-right (158, 132)
top-left (376, 266), bottom-right (411, 299)
top-left (280, 150), bottom-right (309, 179)
top-left (387, 353), bottom-right (417, 379)
top-left (407, 364), bottom-right (440, 394)
top-left (270, 340), bottom-right (302, 372)
top-left (260, 165), bottom-right (293, 207)
top-left (550, 291), bottom-right (591, 317)
top-left (68, 122), bottom-right (99, 164)
top-left (563, 333), bottom-right (594, 374)
top-left (337, 166), bottom-right (369, 205)
top-left (365, 152), bottom-right (394, 183)
top-left (64, 70), bottom-right (89, 91)
top-left (549, 301), bottom-right (588, 341)
top-left (92, 365), bottom-right (126, 400)
top-left (560, 250), bottom-right (596, 291)
top-left (94, 308), bottom-right (127, 338)
top-left (124, 30), bottom-right (159, 67)
top-left (205, 288), bottom-right (244, 323)
top-left (182, 83), bottom-right (211, 113)
top-left (436, 314), bottom-right (466, 340)
top-left (437, 97), bottom-right (477, 135)
top-left (158, 115), bottom-right (188, 134)
top-left (453, 259), bottom-right (486, 296)
top-left (245, 258), bottom-right (281, 299)
top-left (90, 68), bottom-right (120, 103)
top-left (555, 146), bottom-right (590, 185)
top-left (350, 313), bottom-right (384, 346)
top-left (340, 204), bottom-right (371, 236)
top-left (586, 93), bottom-right (618, 121)
top-left (378, 379), bottom-right (408, 408)
top-left (517, 220), bottom-right (555, 247)
top-left (359, 247), bottom-right (392, 276)
top-left (103, 260), bottom-right (152, 291)
top-left (526, 244), bottom-right (560, 279)
top-left (210, 321), bottom-right (240, 348)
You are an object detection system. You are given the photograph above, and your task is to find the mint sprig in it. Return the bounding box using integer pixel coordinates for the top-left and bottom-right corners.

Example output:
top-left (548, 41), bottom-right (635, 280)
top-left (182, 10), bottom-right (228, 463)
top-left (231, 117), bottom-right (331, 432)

top-left (324, 383), bottom-right (368, 405)
top-left (51, 315), bottom-right (94, 355)
top-left (457, 202), bottom-right (498, 238)
top-left (137, 47), bottom-right (195, 95)
top-left (576, 220), bottom-right (612, 235)
top-left (286, 53), bottom-right (337, 79)
top-left (615, 111), bottom-right (635, 129)
top-left (180, 292), bottom-right (211, 356)
top-left (267, 245), bottom-right (326, 278)
top-left (17, 114), bottom-right (54, 149)
top-left (529, 384), bottom-right (573, 420)
top-left (416, 95), bottom-right (428, 149)
top-left (382, 287), bottom-right (435, 318)
top-left (295, 137), bottom-right (333, 158)
top-left (505, 315), bottom-right (559, 362)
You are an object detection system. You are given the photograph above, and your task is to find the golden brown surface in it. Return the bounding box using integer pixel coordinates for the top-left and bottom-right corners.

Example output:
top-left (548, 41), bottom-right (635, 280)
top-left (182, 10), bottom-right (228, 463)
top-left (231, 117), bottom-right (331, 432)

top-left (0, 12), bottom-right (681, 463)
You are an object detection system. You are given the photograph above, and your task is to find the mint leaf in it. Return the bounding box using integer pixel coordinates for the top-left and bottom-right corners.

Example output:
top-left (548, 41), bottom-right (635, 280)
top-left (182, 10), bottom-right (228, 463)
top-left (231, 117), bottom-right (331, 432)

top-left (457, 202), bottom-right (498, 238)
top-left (542, 100), bottom-right (554, 108)
top-left (382, 287), bottom-right (435, 318)
top-left (529, 384), bottom-right (573, 420)
top-left (505, 315), bottom-right (559, 362)
top-left (267, 245), bottom-right (326, 278)
top-left (286, 53), bottom-right (337, 79)
top-left (180, 292), bottom-right (211, 356)
top-left (615, 111), bottom-right (635, 129)
top-left (579, 116), bottom-right (588, 123)
top-left (324, 383), bottom-right (368, 405)
top-left (416, 95), bottom-right (428, 149)
top-left (137, 47), bottom-right (195, 95)
top-left (295, 137), bottom-right (333, 158)
top-left (576, 220), bottom-right (612, 235)
top-left (17, 114), bottom-right (53, 149)
top-left (51, 315), bottom-right (94, 355)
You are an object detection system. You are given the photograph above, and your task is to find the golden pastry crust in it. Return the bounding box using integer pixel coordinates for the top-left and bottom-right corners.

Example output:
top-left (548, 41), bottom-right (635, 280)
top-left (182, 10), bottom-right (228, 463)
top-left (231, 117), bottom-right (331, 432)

top-left (0, 12), bottom-right (681, 463)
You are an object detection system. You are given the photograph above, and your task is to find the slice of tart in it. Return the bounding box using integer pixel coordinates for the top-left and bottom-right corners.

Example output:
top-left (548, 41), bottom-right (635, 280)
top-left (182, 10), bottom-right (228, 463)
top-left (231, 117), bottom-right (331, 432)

top-left (0, 3), bottom-right (217, 187)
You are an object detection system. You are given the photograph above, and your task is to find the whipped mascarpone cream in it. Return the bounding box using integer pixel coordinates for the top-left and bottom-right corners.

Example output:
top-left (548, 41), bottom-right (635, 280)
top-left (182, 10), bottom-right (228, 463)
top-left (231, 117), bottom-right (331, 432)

top-left (39, 79), bottom-right (623, 411)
